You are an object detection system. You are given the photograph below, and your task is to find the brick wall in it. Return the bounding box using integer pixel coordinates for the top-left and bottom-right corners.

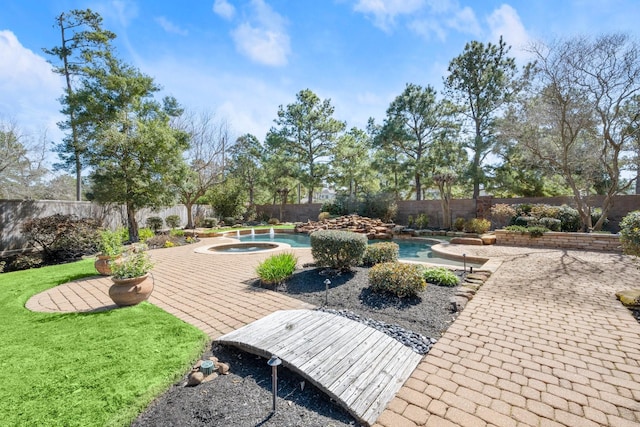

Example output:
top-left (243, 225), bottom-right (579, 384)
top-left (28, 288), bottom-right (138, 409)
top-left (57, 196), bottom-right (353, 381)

top-left (495, 230), bottom-right (622, 252)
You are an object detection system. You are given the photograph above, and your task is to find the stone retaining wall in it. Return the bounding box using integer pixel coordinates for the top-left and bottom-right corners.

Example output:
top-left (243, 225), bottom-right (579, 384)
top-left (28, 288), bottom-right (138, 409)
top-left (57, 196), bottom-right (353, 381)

top-left (494, 229), bottom-right (622, 252)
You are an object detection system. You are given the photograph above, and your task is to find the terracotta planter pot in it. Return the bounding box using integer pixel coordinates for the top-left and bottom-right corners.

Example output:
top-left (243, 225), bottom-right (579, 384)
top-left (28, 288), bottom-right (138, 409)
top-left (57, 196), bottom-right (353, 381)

top-left (95, 255), bottom-right (121, 276)
top-left (109, 273), bottom-right (154, 307)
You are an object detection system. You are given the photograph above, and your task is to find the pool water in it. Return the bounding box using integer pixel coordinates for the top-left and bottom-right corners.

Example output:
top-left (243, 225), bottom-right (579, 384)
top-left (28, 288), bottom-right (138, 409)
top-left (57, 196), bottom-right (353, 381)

top-left (238, 233), bottom-right (472, 266)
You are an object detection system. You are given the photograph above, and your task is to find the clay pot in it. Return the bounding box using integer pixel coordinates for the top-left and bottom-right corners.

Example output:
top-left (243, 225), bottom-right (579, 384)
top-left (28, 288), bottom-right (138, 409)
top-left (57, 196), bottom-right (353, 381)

top-left (95, 255), bottom-right (121, 276)
top-left (108, 274), bottom-right (154, 307)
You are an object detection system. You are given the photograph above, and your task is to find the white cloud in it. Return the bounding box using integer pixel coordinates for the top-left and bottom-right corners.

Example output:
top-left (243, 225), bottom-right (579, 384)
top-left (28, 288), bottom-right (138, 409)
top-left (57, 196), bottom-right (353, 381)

top-left (0, 31), bottom-right (62, 133)
top-left (231, 0), bottom-right (290, 67)
top-left (108, 0), bottom-right (139, 28)
top-left (407, 19), bottom-right (447, 41)
top-left (354, 0), bottom-right (425, 32)
top-left (486, 4), bottom-right (532, 62)
top-left (447, 6), bottom-right (482, 37)
top-left (155, 16), bottom-right (188, 36)
top-left (213, 0), bottom-right (236, 20)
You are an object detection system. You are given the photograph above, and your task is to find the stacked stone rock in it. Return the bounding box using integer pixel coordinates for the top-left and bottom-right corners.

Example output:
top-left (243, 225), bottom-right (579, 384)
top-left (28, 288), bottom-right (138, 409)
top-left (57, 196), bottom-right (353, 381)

top-left (186, 356), bottom-right (230, 386)
top-left (294, 214), bottom-right (395, 240)
top-left (449, 271), bottom-right (491, 312)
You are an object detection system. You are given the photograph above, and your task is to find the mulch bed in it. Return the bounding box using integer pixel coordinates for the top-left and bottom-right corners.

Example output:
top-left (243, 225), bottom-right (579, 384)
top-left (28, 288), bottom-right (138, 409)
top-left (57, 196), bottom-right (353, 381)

top-left (132, 265), bottom-right (462, 427)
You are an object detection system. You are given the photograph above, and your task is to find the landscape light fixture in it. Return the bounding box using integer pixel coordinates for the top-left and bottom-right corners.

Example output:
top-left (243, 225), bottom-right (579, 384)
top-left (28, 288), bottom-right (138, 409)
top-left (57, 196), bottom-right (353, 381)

top-left (267, 355), bottom-right (282, 412)
top-left (324, 279), bottom-right (331, 305)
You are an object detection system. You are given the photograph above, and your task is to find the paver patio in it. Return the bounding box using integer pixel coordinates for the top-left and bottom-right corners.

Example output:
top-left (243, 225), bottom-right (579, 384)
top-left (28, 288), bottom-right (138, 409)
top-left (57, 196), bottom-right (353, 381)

top-left (26, 237), bottom-right (640, 426)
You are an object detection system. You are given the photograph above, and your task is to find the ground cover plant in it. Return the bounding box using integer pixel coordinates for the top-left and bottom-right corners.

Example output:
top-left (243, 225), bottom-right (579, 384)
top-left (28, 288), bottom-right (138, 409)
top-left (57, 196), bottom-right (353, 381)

top-left (0, 259), bottom-right (208, 426)
top-left (256, 252), bottom-right (298, 286)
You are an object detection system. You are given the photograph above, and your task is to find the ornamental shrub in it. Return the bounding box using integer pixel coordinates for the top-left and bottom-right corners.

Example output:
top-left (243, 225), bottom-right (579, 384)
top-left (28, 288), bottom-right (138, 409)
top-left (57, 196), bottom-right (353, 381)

top-left (558, 205), bottom-right (581, 232)
top-left (590, 208), bottom-right (609, 230)
top-left (423, 267), bottom-right (460, 287)
top-left (490, 204), bottom-right (517, 228)
top-left (145, 216), bottom-right (163, 233)
top-left (537, 217), bottom-right (561, 231)
top-left (369, 262), bottom-right (426, 297)
top-left (453, 217), bottom-right (466, 231)
top-left (531, 204), bottom-right (560, 219)
top-left (202, 217), bottom-right (219, 228)
top-left (165, 215), bottom-right (181, 229)
top-left (138, 228), bottom-right (155, 242)
top-left (310, 230), bottom-right (367, 271)
top-left (268, 217), bottom-right (280, 225)
top-left (170, 229), bottom-right (185, 237)
top-left (415, 213), bottom-right (429, 230)
top-left (318, 211), bottom-right (331, 221)
top-left (362, 242), bottom-right (399, 266)
top-left (620, 210), bottom-right (640, 257)
top-left (514, 216), bottom-right (537, 227)
top-left (98, 229), bottom-right (124, 256)
top-left (407, 215), bottom-right (414, 228)
top-left (256, 252), bottom-right (298, 285)
top-left (21, 214), bottom-right (101, 262)
top-left (528, 226), bottom-right (549, 237)
top-left (465, 218), bottom-right (491, 234)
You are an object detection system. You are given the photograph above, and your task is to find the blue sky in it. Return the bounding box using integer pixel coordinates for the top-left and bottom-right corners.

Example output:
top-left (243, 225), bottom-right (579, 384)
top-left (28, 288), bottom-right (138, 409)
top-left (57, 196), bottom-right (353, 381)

top-left (1, 0), bottom-right (639, 168)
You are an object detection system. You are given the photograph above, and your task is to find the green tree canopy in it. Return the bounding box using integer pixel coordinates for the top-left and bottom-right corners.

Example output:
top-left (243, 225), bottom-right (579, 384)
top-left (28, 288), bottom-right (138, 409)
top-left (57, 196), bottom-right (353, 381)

top-left (268, 89), bottom-right (346, 203)
top-left (43, 9), bottom-right (116, 201)
top-left (444, 36), bottom-right (528, 199)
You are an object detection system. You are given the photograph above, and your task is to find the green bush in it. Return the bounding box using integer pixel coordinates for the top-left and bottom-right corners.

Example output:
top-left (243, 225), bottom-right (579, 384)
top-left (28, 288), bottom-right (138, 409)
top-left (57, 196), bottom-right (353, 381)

top-left (415, 213), bottom-right (429, 230)
top-left (268, 218), bottom-right (280, 225)
top-left (465, 218), bottom-right (491, 234)
top-left (362, 242), bottom-right (399, 266)
top-left (318, 211), bottom-right (331, 221)
top-left (538, 217), bottom-right (561, 231)
top-left (490, 204), bottom-right (516, 228)
top-left (98, 229), bottom-right (124, 256)
top-left (145, 216), bottom-right (163, 233)
top-left (223, 217), bottom-right (237, 226)
top-left (170, 229), bottom-right (185, 237)
top-left (202, 217), bottom-right (219, 228)
top-left (360, 192), bottom-right (397, 222)
top-left (256, 252), bottom-right (298, 285)
top-left (21, 214), bottom-right (100, 262)
top-left (423, 267), bottom-right (460, 287)
top-left (138, 228), bottom-right (155, 242)
top-left (369, 262), bottom-right (426, 297)
top-left (407, 215), bottom-right (414, 228)
top-left (321, 198), bottom-right (346, 216)
top-left (310, 230), bottom-right (367, 271)
top-left (111, 250), bottom-right (154, 280)
top-left (531, 204), bottom-right (560, 219)
top-left (514, 216), bottom-right (537, 227)
top-left (453, 217), bottom-right (466, 231)
top-left (165, 215), bottom-right (181, 229)
top-left (515, 203), bottom-right (533, 216)
top-left (620, 210), bottom-right (640, 257)
top-left (528, 226), bottom-right (549, 237)
top-left (504, 225), bottom-right (529, 234)
top-left (558, 205), bottom-right (581, 232)
top-left (504, 225), bottom-right (548, 237)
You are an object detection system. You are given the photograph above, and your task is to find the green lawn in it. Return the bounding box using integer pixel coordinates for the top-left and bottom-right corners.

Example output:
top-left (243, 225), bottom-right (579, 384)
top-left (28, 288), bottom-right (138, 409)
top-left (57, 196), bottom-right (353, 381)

top-left (0, 259), bottom-right (208, 427)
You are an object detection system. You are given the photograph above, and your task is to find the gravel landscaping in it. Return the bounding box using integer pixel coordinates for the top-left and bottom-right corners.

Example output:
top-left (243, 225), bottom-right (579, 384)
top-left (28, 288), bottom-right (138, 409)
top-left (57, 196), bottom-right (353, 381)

top-left (132, 265), bottom-right (462, 427)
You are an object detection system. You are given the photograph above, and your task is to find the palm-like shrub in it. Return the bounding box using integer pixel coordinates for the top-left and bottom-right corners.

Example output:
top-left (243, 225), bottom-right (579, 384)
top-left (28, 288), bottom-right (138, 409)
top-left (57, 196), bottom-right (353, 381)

top-left (256, 252), bottom-right (298, 285)
top-left (310, 230), bottom-right (367, 271)
top-left (423, 267), bottom-right (459, 287)
top-left (369, 262), bottom-right (426, 297)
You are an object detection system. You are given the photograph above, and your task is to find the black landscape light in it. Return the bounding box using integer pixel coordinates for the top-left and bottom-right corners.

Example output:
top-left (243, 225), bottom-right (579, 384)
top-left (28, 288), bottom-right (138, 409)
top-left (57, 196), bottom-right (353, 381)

top-left (267, 355), bottom-right (282, 412)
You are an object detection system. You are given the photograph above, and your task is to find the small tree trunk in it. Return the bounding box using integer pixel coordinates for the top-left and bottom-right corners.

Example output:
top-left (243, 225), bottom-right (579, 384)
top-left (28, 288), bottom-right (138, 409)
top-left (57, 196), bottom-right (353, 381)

top-left (127, 203), bottom-right (139, 243)
top-left (185, 202), bottom-right (194, 229)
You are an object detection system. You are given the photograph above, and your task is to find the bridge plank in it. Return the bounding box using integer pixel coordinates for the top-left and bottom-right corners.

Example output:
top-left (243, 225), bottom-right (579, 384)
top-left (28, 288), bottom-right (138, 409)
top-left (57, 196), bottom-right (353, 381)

top-left (217, 309), bottom-right (423, 426)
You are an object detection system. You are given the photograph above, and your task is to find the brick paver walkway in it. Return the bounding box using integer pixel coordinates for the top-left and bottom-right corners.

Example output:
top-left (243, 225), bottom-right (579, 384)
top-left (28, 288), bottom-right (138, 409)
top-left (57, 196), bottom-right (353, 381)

top-left (26, 239), bottom-right (640, 426)
top-left (26, 237), bottom-right (315, 338)
top-left (375, 246), bottom-right (640, 427)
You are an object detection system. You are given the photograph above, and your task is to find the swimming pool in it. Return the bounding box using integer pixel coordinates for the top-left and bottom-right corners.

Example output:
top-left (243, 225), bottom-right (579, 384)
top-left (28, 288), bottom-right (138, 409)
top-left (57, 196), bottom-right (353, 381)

top-left (238, 233), bottom-right (474, 267)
